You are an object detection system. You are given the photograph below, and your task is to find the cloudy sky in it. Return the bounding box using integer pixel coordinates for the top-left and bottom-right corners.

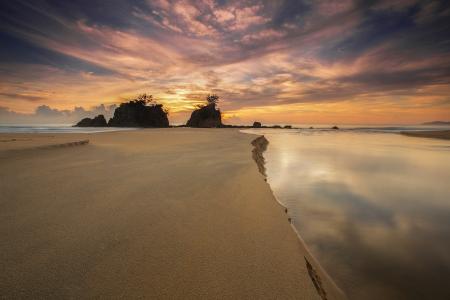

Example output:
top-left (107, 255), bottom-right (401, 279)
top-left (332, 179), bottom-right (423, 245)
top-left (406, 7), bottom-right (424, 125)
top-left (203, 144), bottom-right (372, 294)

top-left (0, 0), bottom-right (449, 124)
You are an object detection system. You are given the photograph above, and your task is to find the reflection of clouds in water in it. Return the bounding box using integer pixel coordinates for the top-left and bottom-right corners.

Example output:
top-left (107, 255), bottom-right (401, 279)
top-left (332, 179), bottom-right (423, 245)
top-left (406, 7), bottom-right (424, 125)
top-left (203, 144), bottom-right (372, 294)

top-left (311, 167), bottom-right (336, 180)
top-left (263, 132), bottom-right (450, 300)
top-left (310, 182), bottom-right (394, 224)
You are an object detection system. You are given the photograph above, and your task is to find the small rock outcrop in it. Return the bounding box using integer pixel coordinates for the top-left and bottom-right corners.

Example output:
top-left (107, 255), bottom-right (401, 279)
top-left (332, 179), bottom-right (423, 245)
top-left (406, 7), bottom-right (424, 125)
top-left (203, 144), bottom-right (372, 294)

top-left (186, 103), bottom-right (222, 128)
top-left (75, 114), bottom-right (107, 127)
top-left (332, 126), bottom-right (339, 130)
top-left (253, 122), bottom-right (262, 128)
top-left (251, 135), bottom-right (269, 177)
top-left (108, 98), bottom-right (169, 127)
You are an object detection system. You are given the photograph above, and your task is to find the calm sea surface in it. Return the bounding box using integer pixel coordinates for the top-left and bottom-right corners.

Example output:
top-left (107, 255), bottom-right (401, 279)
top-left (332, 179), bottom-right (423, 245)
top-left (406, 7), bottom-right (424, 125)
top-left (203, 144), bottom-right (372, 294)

top-left (244, 127), bottom-right (450, 300)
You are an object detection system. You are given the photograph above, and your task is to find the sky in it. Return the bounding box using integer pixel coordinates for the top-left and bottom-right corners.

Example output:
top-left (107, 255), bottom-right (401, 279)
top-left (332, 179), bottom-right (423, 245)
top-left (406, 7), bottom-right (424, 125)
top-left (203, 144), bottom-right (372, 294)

top-left (0, 0), bottom-right (449, 125)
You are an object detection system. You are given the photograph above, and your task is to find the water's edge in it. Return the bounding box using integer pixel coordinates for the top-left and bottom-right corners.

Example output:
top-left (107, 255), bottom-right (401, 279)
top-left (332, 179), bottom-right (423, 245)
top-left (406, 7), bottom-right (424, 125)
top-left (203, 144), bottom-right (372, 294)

top-left (250, 135), bottom-right (346, 300)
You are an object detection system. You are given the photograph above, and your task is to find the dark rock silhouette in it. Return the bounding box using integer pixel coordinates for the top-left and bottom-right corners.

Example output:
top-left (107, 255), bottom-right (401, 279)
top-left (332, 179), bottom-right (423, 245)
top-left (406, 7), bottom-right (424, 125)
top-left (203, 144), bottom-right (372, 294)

top-left (253, 122), bottom-right (262, 128)
top-left (422, 121), bottom-right (450, 125)
top-left (186, 103), bottom-right (222, 127)
top-left (74, 95), bottom-right (169, 128)
top-left (108, 95), bottom-right (169, 127)
top-left (75, 114), bottom-right (107, 127)
top-left (187, 94), bottom-right (222, 128)
top-left (305, 257), bottom-right (328, 300)
top-left (332, 126), bottom-right (339, 130)
top-left (251, 135), bottom-right (269, 177)
top-left (284, 125), bottom-right (292, 129)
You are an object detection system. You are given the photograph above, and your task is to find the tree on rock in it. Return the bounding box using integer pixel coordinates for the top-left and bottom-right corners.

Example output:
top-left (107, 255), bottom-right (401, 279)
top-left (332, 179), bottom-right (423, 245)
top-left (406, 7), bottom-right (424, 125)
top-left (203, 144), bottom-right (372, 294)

top-left (186, 94), bottom-right (222, 128)
top-left (108, 94), bottom-right (169, 127)
top-left (206, 94), bottom-right (219, 106)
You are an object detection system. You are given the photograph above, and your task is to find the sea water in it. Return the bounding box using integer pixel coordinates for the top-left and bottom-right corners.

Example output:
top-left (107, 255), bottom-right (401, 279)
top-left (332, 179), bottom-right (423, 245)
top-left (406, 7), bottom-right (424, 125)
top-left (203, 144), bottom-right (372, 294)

top-left (243, 127), bottom-right (450, 299)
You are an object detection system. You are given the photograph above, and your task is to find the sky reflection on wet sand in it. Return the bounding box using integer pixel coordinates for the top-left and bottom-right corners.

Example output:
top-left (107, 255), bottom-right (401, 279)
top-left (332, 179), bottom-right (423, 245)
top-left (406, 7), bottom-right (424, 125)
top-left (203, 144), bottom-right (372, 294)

top-left (254, 130), bottom-right (450, 299)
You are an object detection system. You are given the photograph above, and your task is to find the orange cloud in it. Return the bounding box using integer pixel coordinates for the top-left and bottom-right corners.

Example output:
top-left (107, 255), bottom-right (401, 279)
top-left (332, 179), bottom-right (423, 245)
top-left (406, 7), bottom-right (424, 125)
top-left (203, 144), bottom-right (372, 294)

top-left (1, 0), bottom-right (449, 125)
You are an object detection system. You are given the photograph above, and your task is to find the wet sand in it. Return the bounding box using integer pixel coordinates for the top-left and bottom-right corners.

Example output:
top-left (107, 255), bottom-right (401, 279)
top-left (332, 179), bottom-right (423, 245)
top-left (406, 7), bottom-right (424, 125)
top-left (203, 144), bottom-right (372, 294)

top-left (0, 129), bottom-right (344, 299)
top-left (401, 130), bottom-right (450, 140)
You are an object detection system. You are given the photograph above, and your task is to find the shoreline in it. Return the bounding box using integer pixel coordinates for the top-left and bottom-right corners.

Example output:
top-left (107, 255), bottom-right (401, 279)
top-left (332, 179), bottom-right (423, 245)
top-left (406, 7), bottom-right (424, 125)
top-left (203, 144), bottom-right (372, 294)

top-left (250, 134), bottom-right (345, 299)
top-left (0, 129), bottom-right (345, 299)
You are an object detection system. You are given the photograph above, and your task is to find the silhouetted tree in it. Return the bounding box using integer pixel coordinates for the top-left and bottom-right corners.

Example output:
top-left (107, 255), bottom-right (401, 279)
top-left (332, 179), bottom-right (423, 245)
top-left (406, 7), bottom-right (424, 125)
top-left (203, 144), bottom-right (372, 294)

top-left (206, 94), bottom-right (219, 106)
top-left (130, 93), bottom-right (155, 106)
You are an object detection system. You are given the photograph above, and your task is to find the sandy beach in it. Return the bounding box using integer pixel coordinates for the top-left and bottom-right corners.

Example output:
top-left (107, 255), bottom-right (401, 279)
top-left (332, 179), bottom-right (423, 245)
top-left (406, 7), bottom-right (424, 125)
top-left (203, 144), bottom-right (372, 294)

top-left (0, 129), bottom-right (344, 299)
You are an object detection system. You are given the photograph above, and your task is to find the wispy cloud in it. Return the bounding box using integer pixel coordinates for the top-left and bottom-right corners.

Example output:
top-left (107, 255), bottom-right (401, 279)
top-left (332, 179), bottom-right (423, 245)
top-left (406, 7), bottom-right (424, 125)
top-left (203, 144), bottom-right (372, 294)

top-left (0, 103), bottom-right (117, 124)
top-left (0, 0), bottom-right (449, 124)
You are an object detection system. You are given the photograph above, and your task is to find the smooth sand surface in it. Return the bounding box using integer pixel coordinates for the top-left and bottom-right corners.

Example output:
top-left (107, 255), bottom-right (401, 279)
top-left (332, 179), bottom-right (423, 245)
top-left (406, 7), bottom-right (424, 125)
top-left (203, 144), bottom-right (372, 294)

top-left (401, 130), bottom-right (450, 140)
top-left (0, 129), bottom-right (344, 299)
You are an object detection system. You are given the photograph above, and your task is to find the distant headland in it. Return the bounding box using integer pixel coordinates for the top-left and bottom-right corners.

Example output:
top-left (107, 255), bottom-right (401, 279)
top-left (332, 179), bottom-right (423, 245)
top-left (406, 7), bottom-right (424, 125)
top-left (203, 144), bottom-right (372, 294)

top-left (422, 121), bottom-right (450, 125)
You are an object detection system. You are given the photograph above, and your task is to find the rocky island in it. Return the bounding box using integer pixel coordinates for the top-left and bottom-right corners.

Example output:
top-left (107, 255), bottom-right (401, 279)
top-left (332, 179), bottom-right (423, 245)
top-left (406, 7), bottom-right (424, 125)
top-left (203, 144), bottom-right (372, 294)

top-left (74, 94), bottom-right (169, 128)
top-left (186, 94), bottom-right (222, 128)
top-left (75, 114), bottom-right (108, 127)
top-left (73, 93), bottom-right (303, 130)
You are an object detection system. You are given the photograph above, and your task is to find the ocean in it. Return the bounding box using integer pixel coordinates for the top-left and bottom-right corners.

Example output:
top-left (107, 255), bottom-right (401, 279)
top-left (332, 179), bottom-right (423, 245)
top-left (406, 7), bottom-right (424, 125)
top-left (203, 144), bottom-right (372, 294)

top-left (0, 123), bottom-right (448, 133)
top-left (243, 127), bottom-right (450, 299)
